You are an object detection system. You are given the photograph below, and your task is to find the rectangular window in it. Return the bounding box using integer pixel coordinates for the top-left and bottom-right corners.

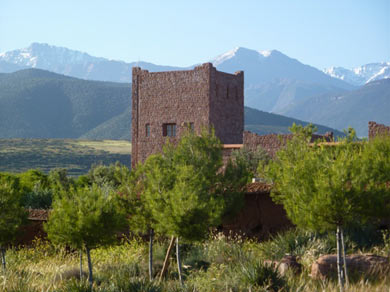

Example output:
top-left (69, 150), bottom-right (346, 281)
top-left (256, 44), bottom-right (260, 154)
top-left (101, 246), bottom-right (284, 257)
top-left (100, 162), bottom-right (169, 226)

top-left (163, 123), bottom-right (176, 137)
top-left (145, 124), bottom-right (150, 137)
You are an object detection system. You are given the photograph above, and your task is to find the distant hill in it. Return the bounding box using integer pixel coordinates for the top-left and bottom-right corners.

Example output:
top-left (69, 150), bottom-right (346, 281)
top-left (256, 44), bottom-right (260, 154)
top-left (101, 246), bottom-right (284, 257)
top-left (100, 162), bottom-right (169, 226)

top-left (0, 68), bottom-right (344, 139)
top-left (0, 69), bottom-right (131, 138)
top-left (244, 107), bottom-right (344, 136)
top-left (281, 79), bottom-right (390, 137)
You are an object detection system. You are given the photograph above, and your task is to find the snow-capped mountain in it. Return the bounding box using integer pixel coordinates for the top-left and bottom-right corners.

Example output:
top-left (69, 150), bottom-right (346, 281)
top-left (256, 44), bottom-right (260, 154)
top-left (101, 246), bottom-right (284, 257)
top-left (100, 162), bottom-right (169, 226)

top-left (210, 47), bottom-right (354, 113)
top-left (0, 43), bottom-right (185, 82)
top-left (0, 42), bottom-right (103, 68)
top-left (211, 47), bottom-right (352, 88)
top-left (324, 62), bottom-right (390, 86)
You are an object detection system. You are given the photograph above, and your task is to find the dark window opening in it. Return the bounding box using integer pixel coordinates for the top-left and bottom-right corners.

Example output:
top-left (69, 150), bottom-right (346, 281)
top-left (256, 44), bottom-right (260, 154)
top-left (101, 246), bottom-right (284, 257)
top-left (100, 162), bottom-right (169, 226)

top-left (146, 124), bottom-right (150, 137)
top-left (163, 123), bottom-right (176, 137)
top-left (226, 86), bottom-right (229, 99)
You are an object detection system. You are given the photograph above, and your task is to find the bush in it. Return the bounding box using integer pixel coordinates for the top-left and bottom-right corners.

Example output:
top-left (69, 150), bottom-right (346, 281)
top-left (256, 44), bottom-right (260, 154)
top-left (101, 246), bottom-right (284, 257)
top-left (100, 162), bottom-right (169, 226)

top-left (240, 261), bottom-right (287, 291)
top-left (21, 188), bottom-right (53, 209)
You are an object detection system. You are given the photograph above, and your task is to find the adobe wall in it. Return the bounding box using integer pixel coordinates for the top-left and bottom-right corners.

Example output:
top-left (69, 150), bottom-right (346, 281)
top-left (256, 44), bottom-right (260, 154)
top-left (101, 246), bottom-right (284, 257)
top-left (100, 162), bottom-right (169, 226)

top-left (210, 68), bottom-right (244, 144)
top-left (132, 64), bottom-right (211, 167)
top-left (222, 183), bottom-right (292, 240)
top-left (131, 63), bottom-right (244, 167)
top-left (243, 131), bottom-right (334, 157)
top-left (368, 121), bottom-right (390, 140)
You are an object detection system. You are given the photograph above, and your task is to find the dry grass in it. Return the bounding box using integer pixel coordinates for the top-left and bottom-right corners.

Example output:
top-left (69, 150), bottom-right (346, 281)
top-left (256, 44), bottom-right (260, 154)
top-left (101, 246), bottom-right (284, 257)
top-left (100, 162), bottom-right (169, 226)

top-left (1, 231), bottom-right (390, 291)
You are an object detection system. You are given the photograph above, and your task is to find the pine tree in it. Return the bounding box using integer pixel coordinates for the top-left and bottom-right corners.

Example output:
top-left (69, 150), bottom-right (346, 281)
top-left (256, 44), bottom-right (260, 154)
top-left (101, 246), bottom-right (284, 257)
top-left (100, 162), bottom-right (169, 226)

top-left (266, 125), bottom-right (390, 292)
top-left (0, 174), bottom-right (27, 271)
top-left (142, 129), bottom-right (248, 285)
top-left (45, 185), bottom-right (126, 288)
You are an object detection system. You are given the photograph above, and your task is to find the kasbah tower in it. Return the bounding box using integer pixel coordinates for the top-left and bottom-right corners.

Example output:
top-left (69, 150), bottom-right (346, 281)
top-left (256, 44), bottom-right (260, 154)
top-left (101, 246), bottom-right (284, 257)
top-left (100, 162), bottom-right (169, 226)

top-left (131, 63), bottom-right (244, 168)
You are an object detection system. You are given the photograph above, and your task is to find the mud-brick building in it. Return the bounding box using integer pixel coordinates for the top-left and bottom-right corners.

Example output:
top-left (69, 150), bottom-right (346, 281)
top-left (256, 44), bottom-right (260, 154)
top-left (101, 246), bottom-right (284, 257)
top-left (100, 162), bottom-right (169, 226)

top-left (131, 63), bottom-right (244, 167)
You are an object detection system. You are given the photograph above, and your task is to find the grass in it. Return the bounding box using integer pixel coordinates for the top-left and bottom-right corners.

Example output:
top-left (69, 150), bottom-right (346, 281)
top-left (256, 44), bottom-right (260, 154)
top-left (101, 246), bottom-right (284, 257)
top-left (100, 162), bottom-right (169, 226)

top-left (0, 139), bottom-right (131, 176)
top-left (2, 230), bottom-right (390, 292)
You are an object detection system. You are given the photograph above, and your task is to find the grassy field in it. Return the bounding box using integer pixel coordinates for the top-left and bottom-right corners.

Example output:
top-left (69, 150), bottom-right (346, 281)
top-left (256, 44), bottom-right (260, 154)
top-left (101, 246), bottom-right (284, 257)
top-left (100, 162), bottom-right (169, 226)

top-left (0, 139), bottom-right (131, 176)
top-left (2, 229), bottom-right (390, 292)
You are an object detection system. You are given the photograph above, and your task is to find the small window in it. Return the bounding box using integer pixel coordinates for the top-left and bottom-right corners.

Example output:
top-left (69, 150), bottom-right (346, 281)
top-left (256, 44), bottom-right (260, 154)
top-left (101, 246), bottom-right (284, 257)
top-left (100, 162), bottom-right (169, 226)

top-left (163, 123), bottom-right (176, 137)
top-left (145, 124), bottom-right (150, 137)
top-left (226, 86), bottom-right (229, 99)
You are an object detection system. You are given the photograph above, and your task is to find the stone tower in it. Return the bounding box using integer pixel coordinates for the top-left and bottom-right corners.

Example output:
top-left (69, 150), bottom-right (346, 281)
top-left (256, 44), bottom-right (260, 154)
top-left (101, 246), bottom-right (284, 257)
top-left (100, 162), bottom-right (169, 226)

top-left (131, 63), bottom-right (244, 168)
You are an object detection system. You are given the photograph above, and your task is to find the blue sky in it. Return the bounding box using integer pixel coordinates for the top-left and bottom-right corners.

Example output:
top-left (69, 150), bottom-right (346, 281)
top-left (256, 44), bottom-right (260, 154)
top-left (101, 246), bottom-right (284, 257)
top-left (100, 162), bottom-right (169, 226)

top-left (1, 0), bottom-right (389, 69)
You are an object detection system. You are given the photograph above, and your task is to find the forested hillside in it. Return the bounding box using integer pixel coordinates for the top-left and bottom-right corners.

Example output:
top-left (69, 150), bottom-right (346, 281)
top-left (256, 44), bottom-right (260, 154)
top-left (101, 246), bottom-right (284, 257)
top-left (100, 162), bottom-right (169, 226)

top-left (0, 69), bottom-right (131, 138)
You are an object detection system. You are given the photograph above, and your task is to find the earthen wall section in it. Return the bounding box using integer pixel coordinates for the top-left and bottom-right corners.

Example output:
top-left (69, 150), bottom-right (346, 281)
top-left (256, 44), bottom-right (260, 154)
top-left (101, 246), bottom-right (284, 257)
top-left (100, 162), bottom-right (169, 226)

top-left (368, 121), bottom-right (390, 140)
top-left (132, 63), bottom-right (244, 167)
top-left (210, 69), bottom-right (244, 144)
top-left (243, 131), bottom-right (334, 157)
top-left (132, 64), bottom-right (211, 167)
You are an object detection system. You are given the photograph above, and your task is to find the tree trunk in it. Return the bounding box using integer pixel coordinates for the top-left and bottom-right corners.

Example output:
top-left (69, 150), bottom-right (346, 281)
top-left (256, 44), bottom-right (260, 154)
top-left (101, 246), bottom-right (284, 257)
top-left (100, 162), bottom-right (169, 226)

top-left (79, 250), bottom-right (83, 280)
top-left (176, 237), bottom-right (183, 287)
top-left (336, 226), bottom-right (345, 292)
top-left (1, 248), bottom-right (5, 271)
top-left (149, 228), bottom-right (154, 281)
top-left (159, 236), bottom-right (175, 282)
top-left (86, 246), bottom-right (93, 289)
top-left (340, 227), bottom-right (349, 287)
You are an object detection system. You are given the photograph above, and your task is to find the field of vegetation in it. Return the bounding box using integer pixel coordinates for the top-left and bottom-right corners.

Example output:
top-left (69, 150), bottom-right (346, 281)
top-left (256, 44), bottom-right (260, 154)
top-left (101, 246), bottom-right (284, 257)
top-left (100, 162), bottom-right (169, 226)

top-left (2, 229), bottom-right (390, 292)
top-left (0, 139), bottom-right (131, 175)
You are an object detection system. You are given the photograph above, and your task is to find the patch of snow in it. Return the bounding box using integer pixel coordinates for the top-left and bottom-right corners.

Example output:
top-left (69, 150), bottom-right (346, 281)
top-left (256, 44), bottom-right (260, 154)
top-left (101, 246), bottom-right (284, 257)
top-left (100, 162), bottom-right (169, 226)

top-left (258, 50), bottom-right (271, 57)
top-left (212, 47), bottom-right (240, 66)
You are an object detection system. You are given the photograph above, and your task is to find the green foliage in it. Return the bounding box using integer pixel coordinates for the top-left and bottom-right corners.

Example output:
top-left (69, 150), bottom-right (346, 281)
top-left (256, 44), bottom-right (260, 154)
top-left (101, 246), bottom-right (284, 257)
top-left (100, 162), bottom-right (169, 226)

top-left (142, 129), bottom-right (245, 242)
top-left (20, 187), bottom-right (53, 209)
top-left (45, 185), bottom-right (126, 250)
top-left (3, 228), bottom-right (390, 291)
top-left (0, 174), bottom-right (27, 247)
top-left (18, 169), bottom-right (50, 191)
top-left (85, 162), bottom-right (131, 188)
top-left (256, 229), bottom-right (335, 262)
top-left (231, 145), bottom-right (270, 178)
top-left (240, 260), bottom-right (287, 291)
top-left (119, 164), bottom-right (153, 234)
top-left (266, 125), bottom-right (389, 232)
top-left (48, 168), bottom-right (75, 193)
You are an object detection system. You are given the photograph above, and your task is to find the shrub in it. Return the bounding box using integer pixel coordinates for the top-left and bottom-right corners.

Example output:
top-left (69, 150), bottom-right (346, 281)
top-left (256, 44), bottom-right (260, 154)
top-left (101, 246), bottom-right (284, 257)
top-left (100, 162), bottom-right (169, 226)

top-left (240, 261), bottom-right (287, 291)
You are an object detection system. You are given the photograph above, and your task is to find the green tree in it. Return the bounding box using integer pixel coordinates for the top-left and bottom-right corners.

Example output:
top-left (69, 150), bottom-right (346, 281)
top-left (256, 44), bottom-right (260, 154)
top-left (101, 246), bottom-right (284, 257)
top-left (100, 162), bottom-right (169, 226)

top-left (84, 162), bottom-right (131, 188)
top-left (18, 169), bottom-right (52, 209)
top-left (0, 174), bottom-right (27, 271)
top-left (231, 145), bottom-right (270, 179)
top-left (266, 126), bottom-right (390, 292)
top-left (48, 168), bottom-right (74, 193)
top-left (45, 185), bottom-right (126, 288)
top-left (119, 163), bottom-right (157, 281)
top-left (143, 129), bottom-right (247, 285)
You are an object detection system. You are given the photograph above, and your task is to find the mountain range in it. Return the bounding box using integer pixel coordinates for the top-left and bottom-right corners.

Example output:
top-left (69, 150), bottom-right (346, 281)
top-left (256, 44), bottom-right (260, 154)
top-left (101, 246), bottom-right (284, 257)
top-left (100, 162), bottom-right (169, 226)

top-left (0, 43), bottom-right (389, 137)
top-left (0, 68), bottom-right (344, 140)
top-left (324, 62), bottom-right (390, 86)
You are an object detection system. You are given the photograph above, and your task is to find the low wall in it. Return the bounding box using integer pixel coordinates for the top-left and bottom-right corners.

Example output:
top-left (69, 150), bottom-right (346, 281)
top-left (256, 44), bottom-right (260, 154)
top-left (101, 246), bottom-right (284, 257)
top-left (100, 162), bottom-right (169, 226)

top-left (369, 121), bottom-right (390, 140)
top-left (243, 131), bottom-right (334, 157)
top-left (222, 182), bottom-right (292, 239)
